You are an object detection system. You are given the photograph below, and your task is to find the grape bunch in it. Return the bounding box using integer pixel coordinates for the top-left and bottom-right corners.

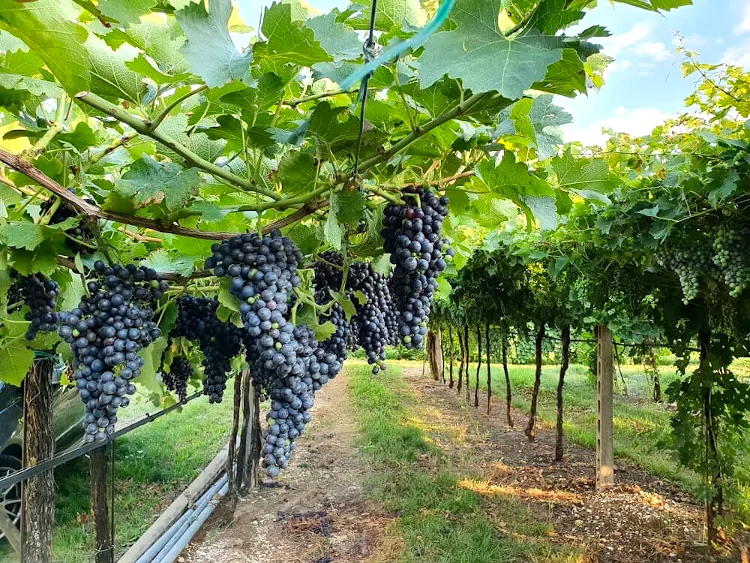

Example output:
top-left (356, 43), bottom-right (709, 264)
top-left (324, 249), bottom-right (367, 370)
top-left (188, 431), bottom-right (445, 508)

top-left (655, 243), bottom-right (714, 304)
top-left (347, 261), bottom-right (393, 373)
top-left (58, 261), bottom-right (167, 442)
top-left (712, 227), bottom-right (750, 297)
top-left (163, 356), bottom-right (193, 403)
top-left (171, 296), bottom-right (243, 403)
top-left (205, 230), bottom-right (302, 391)
top-left (311, 251), bottom-right (349, 381)
top-left (40, 194), bottom-right (96, 255)
top-left (381, 187), bottom-right (450, 348)
top-left (9, 272), bottom-right (60, 340)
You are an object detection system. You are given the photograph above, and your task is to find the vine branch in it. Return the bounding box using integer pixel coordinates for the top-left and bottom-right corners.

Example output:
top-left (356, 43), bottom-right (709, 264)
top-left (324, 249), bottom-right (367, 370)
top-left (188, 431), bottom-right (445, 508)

top-left (0, 148), bottom-right (322, 241)
top-left (75, 91), bottom-right (281, 201)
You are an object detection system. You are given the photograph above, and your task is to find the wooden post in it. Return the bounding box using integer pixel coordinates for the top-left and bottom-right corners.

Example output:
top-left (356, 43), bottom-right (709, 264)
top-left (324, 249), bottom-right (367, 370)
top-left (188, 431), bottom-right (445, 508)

top-left (21, 358), bottom-right (55, 563)
top-left (227, 369), bottom-right (245, 497)
top-left (596, 325), bottom-right (614, 489)
top-left (427, 330), bottom-right (443, 381)
top-left (90, 447), bottom-right (112, 563)
top-left (245, 391), bottom-right (262, 491)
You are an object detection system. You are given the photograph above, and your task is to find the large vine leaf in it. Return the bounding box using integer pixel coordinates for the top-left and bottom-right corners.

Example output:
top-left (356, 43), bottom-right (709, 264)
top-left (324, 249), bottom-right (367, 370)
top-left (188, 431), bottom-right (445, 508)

top-left (306, 11), bottom-right (362, 62)
top-left (254, 2), bottom-right (331, 75)
top-left (175, 0), bottom-right (253, 87)
top-left (114, 155), bottom-right (200, 211)
top-left (0, 0), bottom-right (91, 95)
top-left (348, 0), bottom-right (426, 30)
top-left (98, 0), bottom-right (158, 24)
top-left (419, 0), bottom-right (563, 99)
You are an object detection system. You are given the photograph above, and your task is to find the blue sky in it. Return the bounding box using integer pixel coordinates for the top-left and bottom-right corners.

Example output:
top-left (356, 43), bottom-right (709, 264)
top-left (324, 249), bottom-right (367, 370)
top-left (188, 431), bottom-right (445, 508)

top-left (237, 0), bottom-right (747, 146)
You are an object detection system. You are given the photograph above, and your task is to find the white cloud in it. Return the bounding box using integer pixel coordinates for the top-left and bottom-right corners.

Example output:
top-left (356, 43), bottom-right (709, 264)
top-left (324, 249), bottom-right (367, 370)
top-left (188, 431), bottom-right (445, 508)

top-left (562, 107), bottom-right (676, 147)
top-left (600, 22), bottom-right (653, 57)
top-left (635, 41), bottom-right (671, 61)
top-left (734, 3), bottom-right (750, 34)
top-left (603, 59), bottom-right (632, 80)
top-left (722, 39), bottom-right (750, 68)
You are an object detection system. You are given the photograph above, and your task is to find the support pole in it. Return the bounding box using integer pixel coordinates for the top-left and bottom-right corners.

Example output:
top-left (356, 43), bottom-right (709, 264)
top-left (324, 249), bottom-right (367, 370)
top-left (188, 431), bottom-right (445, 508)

top-left (596, 325), bottom-right (614, 489)
top-left (243, 391), bottom-right (262, 492)
top-left (21, 358), bottom-right (55, 563)
top-left (90, 447), bottom-right (113, 563)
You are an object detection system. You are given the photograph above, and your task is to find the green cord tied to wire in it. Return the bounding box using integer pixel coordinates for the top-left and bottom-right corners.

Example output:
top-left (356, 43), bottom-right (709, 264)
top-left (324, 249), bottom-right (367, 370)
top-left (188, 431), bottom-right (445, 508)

top-left (340, 0), bottom-right (458, 92)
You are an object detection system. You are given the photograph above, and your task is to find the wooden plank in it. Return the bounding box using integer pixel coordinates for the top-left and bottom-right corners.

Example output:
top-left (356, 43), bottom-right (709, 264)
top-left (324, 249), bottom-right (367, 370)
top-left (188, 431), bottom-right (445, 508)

top-left (596, 325), bottom-right (614, 489)
top-left (90, 447), bottom-right (112, 563)
top-left (0, 504), bottom-right (22, 555)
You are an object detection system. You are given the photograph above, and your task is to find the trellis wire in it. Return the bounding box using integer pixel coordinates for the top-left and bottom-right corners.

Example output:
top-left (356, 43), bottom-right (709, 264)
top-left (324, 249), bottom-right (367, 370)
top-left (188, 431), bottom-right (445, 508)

top-left (0, 388), bottom-right (207, 491)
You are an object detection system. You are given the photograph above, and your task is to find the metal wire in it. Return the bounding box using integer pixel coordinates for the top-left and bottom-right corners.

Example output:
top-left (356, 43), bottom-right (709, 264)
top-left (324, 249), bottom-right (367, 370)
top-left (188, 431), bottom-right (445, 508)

top-left (0, 388), bottom-right (208, 491)
top-left (352, 0), bottom-right (379, 177)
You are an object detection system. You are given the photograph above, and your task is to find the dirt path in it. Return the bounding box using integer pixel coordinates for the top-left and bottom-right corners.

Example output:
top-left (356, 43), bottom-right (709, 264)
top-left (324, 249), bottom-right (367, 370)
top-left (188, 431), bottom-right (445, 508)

top-left (402, 367), bottom-right (731, 563)
top-left (182, 369), bottom-right (392, 563)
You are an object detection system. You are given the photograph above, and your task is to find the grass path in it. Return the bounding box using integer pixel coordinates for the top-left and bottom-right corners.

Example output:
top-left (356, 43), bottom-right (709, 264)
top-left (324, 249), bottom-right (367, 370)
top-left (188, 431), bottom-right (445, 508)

top-left (348, 362), bottom-right (585, 562)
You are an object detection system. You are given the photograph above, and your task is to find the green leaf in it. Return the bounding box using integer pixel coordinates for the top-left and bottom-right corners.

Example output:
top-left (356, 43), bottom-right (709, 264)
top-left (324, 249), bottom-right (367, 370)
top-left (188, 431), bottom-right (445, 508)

top-left (329, 289), bottom-right (356, 321)
top-left (218, 277), bottom-right (242, 312)
top-left (348, 0), bottom-right (426, 30)
top-left (524, 195), bottom-right (558, 230)
top-left (307, 10), bottom-right (362, 62)
top-left (313, 321), bottom-right (336, 341)
top-left (84, 33), bottom-right (148, 103)
top-left (115, 155), bottom-right (200, 211)
top-left (176, 0), bottom-right (253, 87)
top-left (138, 338), bottom-right (168, 394)
top-left (0, 222), bottom-right (48, 251)
top-left (352, 290), bottom-right (368, 305)
top-left (0, 73), bottom-right (63, 99)
top-left (528, 0), bottom-right (584, 34)
top-left (141, 249), bottom-right (198, 277)
top-left (419, 0), bottom-right (563, 99)
top-left (277, 151), bottom-right (317, 194)
top-left (98, 0), bottom-right (157, 24)
top-left (550, 150), bottom-right (619, 194)
top-left (0, 184), bottom-right (22, 219)
top-left (336, 190), bottom-right (366, 226)
top-left (255, 2), bottom-right (331, 75)
top-left (324, 192), bottom-right (343, 250)
top-left (371, 253), bottom-right (391, 276)
top-left (0, 332), bottom-right (33, 386)
top-left (0, 0), bottom-right (91, 95)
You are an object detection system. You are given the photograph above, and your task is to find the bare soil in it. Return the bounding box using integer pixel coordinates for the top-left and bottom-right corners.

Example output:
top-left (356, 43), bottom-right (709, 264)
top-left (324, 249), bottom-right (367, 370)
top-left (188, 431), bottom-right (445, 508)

top-left (407, 367), bottom-right (747, 563)
top-left (180, 371), bottom-right (393, 563)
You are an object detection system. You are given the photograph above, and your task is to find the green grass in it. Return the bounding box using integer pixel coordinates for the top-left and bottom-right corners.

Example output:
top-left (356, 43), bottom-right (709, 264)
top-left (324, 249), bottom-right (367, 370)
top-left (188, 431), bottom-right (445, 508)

top-left (1, 384), bottom-right (235, 563)
top-left (348, 362), bottom-right (584, 563)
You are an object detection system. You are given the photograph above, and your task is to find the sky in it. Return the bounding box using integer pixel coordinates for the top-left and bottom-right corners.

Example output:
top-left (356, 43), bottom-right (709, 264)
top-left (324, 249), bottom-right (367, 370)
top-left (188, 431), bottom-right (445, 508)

top-left (237, 0), bottom-right (748, 146)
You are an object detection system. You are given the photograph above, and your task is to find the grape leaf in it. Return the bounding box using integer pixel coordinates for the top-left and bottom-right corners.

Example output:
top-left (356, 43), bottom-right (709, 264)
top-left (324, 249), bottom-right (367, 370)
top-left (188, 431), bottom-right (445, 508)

top-left (141, 249), bottom-right (199, 277)
top-left (550, 150), bottom-right (619, 194)
top-left (313, 321), bottom-right (336, 341)
top-left (0, 73), bottom-right (63, 99)
top-left (115, 155), bottom-right (200, 211)
top-left (324, 192), bottom-right (343, 250)
top-left (348, 0), bottom-right (426, 30)
top-left (307, 10), bottom-right (362, 62)
top-left (329, 289), bottom-right (356, 321)
top-left (419, 0), bottom-right (563, 99)
top-left (84, 34), bottom-right (148, 103)
top-left (218, 277), bottom-right (242, 312)
top-left (254, 2), bottom-right (331, 75)
top-left (98, 0), bottom-right (157, 24)
top-left (0, 0), bottom-right (91, 95)
top-left (0, 184), bottom-right (22, 219)
top-left (0, 332), bottom-right (34, 386)
top-left (175, 0), bottom-right (253, 87)
top-left (138, 338), bottom-right (168, 394)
